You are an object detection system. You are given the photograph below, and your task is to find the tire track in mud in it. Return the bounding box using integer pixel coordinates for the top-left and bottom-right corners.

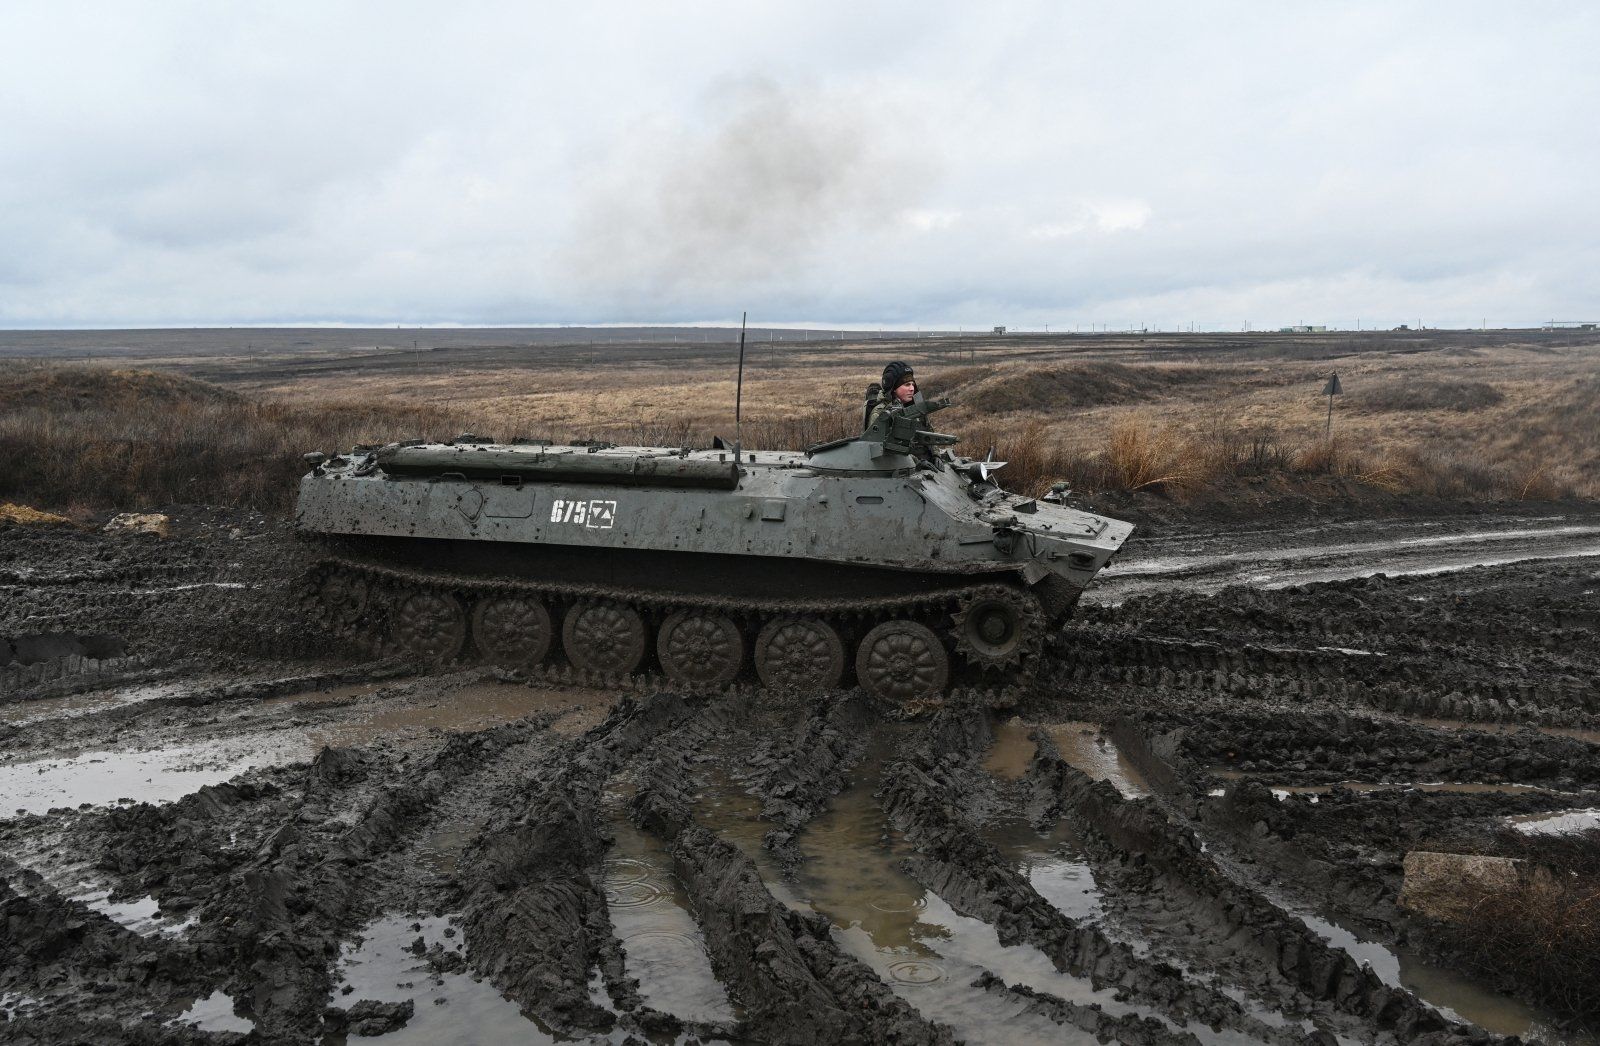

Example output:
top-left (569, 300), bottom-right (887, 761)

top-left (879, 708), bottom-right (1293, 1044)
top-left (5, 517), bottom-right (1600, 1043)
top-left (624, 696), bottom-right (960, 1045)
top-left (1025, 729), bottom-right (1499, 1044)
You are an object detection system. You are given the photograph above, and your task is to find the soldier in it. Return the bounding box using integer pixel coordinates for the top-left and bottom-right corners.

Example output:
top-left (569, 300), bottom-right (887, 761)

top-left (867, 361), bottom-right (917, 428)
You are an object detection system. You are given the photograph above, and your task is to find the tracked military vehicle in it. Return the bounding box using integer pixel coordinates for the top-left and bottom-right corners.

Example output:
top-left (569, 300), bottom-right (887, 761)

top-left (296, 395), bottom-right (1132, 701)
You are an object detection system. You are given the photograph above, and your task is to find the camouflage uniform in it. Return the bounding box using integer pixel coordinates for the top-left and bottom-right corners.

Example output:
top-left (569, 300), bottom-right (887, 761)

top-left (868, 360), bottom-right (916, 430)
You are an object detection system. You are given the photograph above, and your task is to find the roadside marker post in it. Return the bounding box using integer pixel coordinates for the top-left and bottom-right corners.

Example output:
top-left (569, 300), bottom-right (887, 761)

top-left (1323, 373), bottom-right (1342, 438)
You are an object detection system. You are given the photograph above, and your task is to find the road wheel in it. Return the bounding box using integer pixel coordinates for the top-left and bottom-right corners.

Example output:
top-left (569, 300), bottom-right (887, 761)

top-left (471, 595), bottom-right (553, 668)
top-left (563, 600), bottom-right (648, 676)
top-left (657, 609), bottom-right (744, 686)
top-left (855, 620), bottom-right (949, 702)
top-left (951, 587), bottom-right (1044, 672)
top-left (755, 617), bottom-right (845, 691)
top-left (318, 571), bottom-right (369, 625)
top-left (392, 589), bottom-right (467, 662)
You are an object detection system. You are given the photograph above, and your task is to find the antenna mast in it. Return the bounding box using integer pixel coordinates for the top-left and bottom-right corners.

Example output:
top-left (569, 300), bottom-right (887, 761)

top-left (734, 311), bottom-right (747, 463)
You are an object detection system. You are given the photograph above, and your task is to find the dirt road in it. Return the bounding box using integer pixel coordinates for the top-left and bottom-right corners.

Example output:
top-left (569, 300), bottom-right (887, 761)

top-left (2, 511), bottom-right (1597, 1044)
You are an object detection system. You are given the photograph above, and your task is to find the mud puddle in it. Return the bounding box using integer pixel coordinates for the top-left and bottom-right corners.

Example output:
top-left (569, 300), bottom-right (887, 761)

top-left (1509, 807), bottom-right (1600, 835)
top-left (0, 680), bottom-right (614, 814)
top-left (1210, 771), bottom-right (1572, 801)
top-left (1091, 521), bottom-right (1600, 603)
top-left (985, 717), bottom-right (1149, 799)
top-left (332, 914), bottom-right (558, 1045)
top-left (0, 731), bottom-right (316, 815)
top-left (1294, 909), bottom-right (1595, 1045)
top-left (701, 751), bottom-right (1179, 1045)
top-left (1409, 718), bottom-right (1600, 746)
top-left (169, 989), bottom-right (256, 1035)
top-left (0, 680), bottom-right (192, 726)
top-left (602, 782), bottom-right (739, 1027)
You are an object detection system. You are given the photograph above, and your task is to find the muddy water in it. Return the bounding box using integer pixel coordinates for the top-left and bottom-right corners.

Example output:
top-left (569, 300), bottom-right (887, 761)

top-left (168, 989), bottom-right (256, 1035)
top-left (1410, 718), bottom-right (1600, 746)
top-left (1211, 771), bottom-right (1573, 800)
top-left (693, 755), bottom-right (1191, 1045)
top-left (1509, 807), bottom-right (1600, 835)
top-left (0, 680), bottom-right (617, 815)
top-left (984, 717), bottom-right (1150, 799)
top-left (1294, 910), bottom-right (1595, 1046)
top-left (0, 680), bottom-right (191, 726)
top-left (1090, 521), bottom-right (1600, 604)
top-left (601, 783), bottom-right (739, 1026)
top-left (332, 914), bottom-right (558, 1045)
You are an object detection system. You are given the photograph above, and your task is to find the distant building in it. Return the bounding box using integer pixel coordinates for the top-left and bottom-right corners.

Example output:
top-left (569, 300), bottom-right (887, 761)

top-left (992, 326), bottom-right (1007, 335)
top-left (1278, 325), bottom-right (1328, 333)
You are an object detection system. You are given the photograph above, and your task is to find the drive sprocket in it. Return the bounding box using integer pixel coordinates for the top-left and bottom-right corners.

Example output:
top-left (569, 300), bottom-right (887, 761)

top-left (950, 585), bottom-right (1045, 672)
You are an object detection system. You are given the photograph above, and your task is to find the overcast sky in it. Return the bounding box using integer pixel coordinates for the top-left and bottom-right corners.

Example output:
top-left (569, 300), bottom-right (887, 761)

top-left (1, 2), bottom-right (1595, 330)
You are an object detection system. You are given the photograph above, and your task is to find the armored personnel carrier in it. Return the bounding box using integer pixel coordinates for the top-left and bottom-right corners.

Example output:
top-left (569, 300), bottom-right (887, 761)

top-left (297, 396), bottom-right (1132, 701)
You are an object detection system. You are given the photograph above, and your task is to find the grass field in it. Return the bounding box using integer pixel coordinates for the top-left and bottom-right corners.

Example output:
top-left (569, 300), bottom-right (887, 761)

top-left (1, 328), bottom-right (1596, 514)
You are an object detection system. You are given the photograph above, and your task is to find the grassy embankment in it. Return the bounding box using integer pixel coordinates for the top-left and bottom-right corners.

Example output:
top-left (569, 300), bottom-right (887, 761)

top-left (0, 359), bottom-right (1594, 515)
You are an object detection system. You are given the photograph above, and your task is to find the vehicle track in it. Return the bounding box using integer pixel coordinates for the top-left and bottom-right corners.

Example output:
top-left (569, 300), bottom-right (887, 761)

top-left (3, 512), bottom-right (1599, 1043)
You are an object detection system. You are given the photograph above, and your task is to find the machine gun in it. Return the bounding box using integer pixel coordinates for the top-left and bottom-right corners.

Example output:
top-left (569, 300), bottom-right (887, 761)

top-left (866, 393), bottom-right (960, 455)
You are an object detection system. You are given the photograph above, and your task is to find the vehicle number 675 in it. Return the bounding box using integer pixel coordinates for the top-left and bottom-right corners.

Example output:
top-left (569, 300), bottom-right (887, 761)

top-left (550, 498), bottom-right (617, 529)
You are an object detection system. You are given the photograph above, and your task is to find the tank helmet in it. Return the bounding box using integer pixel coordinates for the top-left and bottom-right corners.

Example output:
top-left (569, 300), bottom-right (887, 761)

top-left (882, 361), bottom-right (915, 391)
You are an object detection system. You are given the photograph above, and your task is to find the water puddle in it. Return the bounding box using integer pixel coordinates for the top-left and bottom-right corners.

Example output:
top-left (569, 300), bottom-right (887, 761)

top-left (1294, 910), bottom-right (1594, 1045)
top-left (1090, 523), bottom-right (1600, 603)
top-left (1509, 807), bottom-right (1600, 835)
top-left (1, 991), bottom-right (42, 1021)
top-left (0, 681), bottom-right (613, 815)
top-left (415, 814), bottom-right (491, 877)
top-left (0, 732), bottom-right (317, 815)
top-left (0, 681), bottom-right (190, 726)
top-left (1410, 719), bottom-right (1600, 746)
top-left (982, 816), bottom-right (1103, 924)
top-left (1211, 772), bottom-right (1570, 800)
top-left (168, 989), bottom-right (255, 1035)
top-left (1041, 722), bottom-right (1150, 799)
top-left (982, 717), bottom-right (1149, 799)
top-left (333, 914), bottom-right (557, 1045)
top-left (79, 887), bottom-right (195, 936)
top-left (601, 782), bottom-right (739, 1026)
top-left (762, 758), bottom-right (1168, 1044)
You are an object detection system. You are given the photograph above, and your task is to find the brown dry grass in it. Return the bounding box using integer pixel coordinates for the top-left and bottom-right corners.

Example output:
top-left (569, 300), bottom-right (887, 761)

top-left (1, 342), bottom-right (1595, 513)
top-left (1434, 829), bottom-right (1600, 1020)
top-left (0, 368), bottom-right (484, 513)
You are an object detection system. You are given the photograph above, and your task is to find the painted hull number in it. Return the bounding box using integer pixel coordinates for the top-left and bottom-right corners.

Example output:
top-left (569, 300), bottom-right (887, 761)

top-left (551, 498), bottom-right (618, 529)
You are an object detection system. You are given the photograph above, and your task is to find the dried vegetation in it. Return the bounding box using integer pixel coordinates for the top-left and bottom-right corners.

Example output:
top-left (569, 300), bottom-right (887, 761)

top-left (1, 339), bottom-right (1596, 514)
top-left (1434, 828), bottom-right (1600, 1018)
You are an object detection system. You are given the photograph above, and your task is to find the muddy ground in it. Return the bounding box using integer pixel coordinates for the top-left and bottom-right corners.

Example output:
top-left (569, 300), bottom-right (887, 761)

top-left (3, 507), bottom-right (1599, 1044)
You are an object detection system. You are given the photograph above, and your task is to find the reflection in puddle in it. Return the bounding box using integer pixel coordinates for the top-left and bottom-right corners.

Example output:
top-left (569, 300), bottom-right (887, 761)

top-left (168, 989), bottom-right (255, 1035)
top-left (80, 888), bottom-right (194, 937)
top-left (1212, 772), bottom-right (1571, 800)
top-left (0, 681), bottom-right (614, 814)
top-left (754, 758), bottom-right (1156, 1044)
top-left (1411, 718), bottom-right (1600, 747)
top-left (1092, 524), bottom-right (1600, 603)
top-left (984, 717), bottom-right (1150, 799)
top-left (0, 733), bottom-right (318, 815)
top-left (602, 784), bottom-right (738, 1026)
top-left (1510, 807), bottom-right (1600, 835)
top-left (1041, 722), bottom-right (1150, 799)
top-left (0, 681), bottom-right (189, 726)
top-left (982, 817), bottom-right (1102, 924)
top-left (1295, 910), bottom-right (1595, 1045)
top-left (334, 914), bottom-right (555, 1045)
